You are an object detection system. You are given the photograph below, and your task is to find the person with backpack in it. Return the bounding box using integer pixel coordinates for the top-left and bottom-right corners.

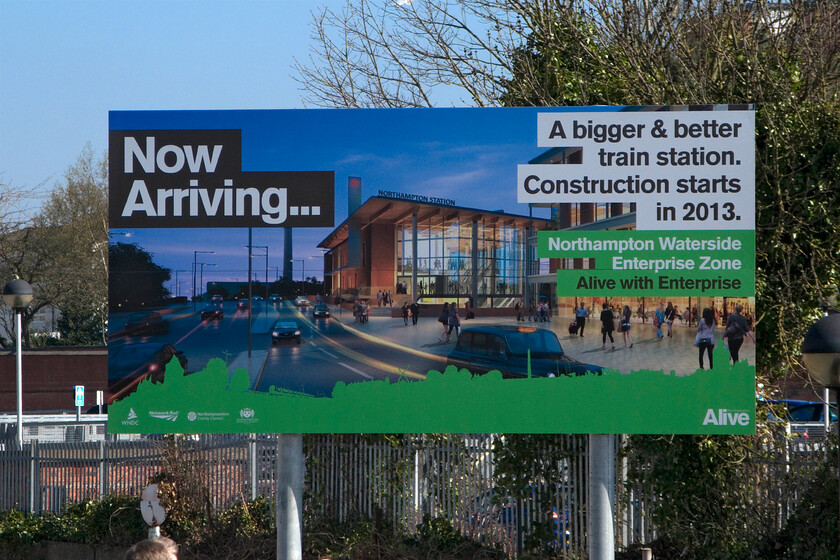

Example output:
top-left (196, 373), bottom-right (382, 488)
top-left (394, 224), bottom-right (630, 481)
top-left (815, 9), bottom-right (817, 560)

top-left (446, 301), bottom-right (461, 342)
top-left (724, 304), bottom-right (755, 364)
top-left (437, 302), bottom-right (450, 342)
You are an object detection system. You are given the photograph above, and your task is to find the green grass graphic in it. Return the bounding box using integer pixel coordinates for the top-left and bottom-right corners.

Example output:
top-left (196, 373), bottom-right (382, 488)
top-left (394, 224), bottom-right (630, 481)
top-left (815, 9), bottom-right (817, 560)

top-left (109, 339), bottom-right (754, 435)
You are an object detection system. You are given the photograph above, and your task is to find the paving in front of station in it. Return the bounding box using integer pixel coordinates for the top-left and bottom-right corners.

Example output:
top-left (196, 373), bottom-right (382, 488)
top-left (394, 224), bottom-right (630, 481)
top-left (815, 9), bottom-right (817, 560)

top-left (324, 303), bottom-right (756, 376)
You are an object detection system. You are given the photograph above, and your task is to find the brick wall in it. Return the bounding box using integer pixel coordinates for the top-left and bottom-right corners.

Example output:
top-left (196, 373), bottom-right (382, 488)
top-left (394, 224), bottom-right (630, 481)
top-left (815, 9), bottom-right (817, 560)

top-left (0, 348), bottom-right (107, 412)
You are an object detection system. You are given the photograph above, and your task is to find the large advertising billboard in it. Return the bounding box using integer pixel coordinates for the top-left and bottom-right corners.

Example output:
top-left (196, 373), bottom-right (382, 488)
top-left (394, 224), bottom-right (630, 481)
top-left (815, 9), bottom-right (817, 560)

top-left (108, 106), bottom-right (755, 435)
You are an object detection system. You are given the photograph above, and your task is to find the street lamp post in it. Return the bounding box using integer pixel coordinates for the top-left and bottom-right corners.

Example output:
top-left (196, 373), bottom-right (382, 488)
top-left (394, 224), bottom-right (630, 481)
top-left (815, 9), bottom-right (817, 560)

top-left (3, 278), bottom-right (34, 448)
top-left (193, 250), bottom-right (215, 308)
top-left (198, 263), bottom-right (217, 303)
top-left (252, 245), bottom-right (269, 299)
top-left (801, 307), bottom-right (840, 533)
top-left (290, 259), bottom-right (304, 295)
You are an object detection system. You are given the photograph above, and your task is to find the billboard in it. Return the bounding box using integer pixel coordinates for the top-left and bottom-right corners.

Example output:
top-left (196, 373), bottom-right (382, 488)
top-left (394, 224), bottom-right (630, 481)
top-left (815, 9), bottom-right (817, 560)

top-left (108, 106), bottom-right (755, 435)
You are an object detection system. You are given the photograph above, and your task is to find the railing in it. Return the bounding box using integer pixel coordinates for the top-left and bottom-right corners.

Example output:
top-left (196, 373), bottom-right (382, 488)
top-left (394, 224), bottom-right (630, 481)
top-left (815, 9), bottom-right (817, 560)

top-left (0, 422), bottom-right (831, 557)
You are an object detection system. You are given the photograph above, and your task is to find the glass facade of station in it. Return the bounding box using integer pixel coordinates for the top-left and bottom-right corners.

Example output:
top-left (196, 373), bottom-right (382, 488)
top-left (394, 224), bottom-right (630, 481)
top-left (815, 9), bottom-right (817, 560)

top-left (395, 218), bottom-right (525, 304)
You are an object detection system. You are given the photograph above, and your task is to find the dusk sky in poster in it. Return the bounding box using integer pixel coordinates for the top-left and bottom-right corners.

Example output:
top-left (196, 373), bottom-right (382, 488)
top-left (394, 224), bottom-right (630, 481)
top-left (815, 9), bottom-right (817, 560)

top-left (110, 107), bottom-right (610, 293)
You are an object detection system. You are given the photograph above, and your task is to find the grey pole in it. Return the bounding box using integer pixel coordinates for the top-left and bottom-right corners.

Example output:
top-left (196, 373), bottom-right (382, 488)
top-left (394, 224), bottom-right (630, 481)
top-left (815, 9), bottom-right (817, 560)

top-left (588, 434), bottom-right (615, 560)
top-left (15, 310), bottom-right (23, 448)
top-left (411, 212), bottom-right (418, 300)
top-left (276, 433), bottom-right (303, 560)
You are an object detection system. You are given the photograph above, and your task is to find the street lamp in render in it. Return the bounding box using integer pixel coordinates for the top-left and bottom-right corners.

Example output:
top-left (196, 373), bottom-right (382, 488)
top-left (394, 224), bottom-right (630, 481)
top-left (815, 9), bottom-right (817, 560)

top-left (251, 245), bottom-right (269, 299)
top-left (3, 278), bottom-right (34, 448)
top-left (197, 263), bottom-right (217, 303)
top-left (193, 250), bottom-right (215, 308)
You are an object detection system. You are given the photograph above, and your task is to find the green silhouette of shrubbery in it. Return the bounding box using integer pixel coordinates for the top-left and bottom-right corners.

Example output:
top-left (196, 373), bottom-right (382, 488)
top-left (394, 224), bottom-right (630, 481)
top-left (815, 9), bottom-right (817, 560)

top-left (109, 342), bottom-right (755, 434)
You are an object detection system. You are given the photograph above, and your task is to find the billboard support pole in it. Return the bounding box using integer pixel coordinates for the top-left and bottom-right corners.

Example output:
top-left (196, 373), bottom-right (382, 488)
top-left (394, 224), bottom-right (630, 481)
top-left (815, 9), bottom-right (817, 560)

top-left (276, 433), bottom-right (303, 560)
top-left (588, 434), bottom-right (615, 560)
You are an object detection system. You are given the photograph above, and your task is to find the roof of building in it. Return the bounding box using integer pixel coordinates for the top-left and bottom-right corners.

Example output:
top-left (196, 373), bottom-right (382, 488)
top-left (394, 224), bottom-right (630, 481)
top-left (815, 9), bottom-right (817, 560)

top-left (318, 196), bottom-right (552, 250)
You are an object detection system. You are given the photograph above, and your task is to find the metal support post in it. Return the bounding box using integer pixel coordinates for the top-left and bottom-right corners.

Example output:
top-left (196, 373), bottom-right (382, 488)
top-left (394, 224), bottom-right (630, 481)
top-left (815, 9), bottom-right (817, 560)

top-left (276, 434), bottom-right (303, 560)
top-left (588, 434), bottom-right (615, 560)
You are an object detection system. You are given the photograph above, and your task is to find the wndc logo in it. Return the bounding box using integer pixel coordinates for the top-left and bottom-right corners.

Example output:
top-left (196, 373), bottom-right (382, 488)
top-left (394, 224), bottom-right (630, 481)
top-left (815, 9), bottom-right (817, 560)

top-left (702, 408), bottom-right (750, 426)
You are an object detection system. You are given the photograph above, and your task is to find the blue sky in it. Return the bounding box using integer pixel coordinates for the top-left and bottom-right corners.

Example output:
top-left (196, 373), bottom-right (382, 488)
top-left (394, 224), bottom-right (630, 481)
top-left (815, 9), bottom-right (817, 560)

top-left (1, 1), bottom-right (552, 290)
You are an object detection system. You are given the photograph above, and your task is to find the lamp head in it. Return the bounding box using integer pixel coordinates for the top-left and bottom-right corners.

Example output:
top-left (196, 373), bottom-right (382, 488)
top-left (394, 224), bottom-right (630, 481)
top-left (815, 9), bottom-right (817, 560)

top-left (2, 279), bottom-right (34, 309)
top-left (802, 311), bottom-right (840, 389)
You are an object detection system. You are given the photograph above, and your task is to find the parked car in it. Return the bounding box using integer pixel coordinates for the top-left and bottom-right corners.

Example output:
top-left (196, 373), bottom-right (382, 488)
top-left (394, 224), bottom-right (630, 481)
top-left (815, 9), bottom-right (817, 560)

top-left (237, 298), bottom-right (250, 310)
top-left (271, 320), bottom-right (302, 344)
top-left (124, 312), bottom-right (169, 336)
top-left (295, 296), bottom-right (310, 307)
top-left (200, 306), bottom-right (224, 321)
top-left (312, 304), bottom-right (331, 318)
top-left (447, 325), bottom-right (602, 378)
top-left (108, 342), bottom-right (188, 400)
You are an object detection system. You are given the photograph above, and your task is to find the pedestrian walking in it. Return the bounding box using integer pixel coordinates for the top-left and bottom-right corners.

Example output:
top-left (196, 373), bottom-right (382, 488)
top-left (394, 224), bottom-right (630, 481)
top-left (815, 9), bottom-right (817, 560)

top-left (695, 307), bottom-right (716, 369)
top-left (401, 302), bottom-right (409, 325)
top-left (410, 300), bottom-right (420, 325)
top-left (600, 302), bottom-right (616, 350)
top-left (665, 302), bottom-right (677, 338)
top-left (653, 303), bottom-right (665, 339)
top-left (437, 302), bottom-right (450, 342)
top-left (724, 304), bottom-right (755, 364)
top-left (575, 302), bottom-right (589, 337)
top-left (528, 302), bottom-right (537, 321)
top-left (620, 305), bottom-right (633, 348)
top-left (446, 301), bottom-right (461, 341)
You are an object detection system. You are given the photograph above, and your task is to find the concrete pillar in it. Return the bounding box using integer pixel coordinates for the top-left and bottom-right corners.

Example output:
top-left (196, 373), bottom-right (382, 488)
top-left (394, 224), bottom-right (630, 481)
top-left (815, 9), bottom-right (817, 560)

top-left (588, 434), bottom-right (615, 560)
top-left (276, 434), bottom-right (303, 560)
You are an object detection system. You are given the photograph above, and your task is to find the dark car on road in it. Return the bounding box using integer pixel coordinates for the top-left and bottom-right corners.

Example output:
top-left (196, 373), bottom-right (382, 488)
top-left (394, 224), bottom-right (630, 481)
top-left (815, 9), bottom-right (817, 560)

top-left (108, 342), bottom-right (188, 401)
top-left (447, 325), bottom-right (603, 378)
top-left (237, 298), bottom-right (250, 311)
top-left (268, 294), bottom-right (282, 304)
top-left (200, 305), bottom-right (224, 321)
top-left (124, 312), bottom-right (169, 336)
top-left (271, 320), bottom-right (302, 344)
top-left (312, 304), bottom-right (331, 318)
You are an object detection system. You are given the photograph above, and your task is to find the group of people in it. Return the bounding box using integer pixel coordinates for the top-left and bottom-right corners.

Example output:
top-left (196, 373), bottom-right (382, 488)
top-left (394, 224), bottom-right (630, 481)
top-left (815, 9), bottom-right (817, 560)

top-left (514, 301), bottom-right (552, 322)
top-left (593, 302), bottom-right (634, 350)
top-left (353, 300), bottom-right (369, 324)
top-left (694, 304), bottom-right (755, 369)
top-left (401, 300), bottom-right (420, 325)
top-left (580, 300), bottom-right (754, 367)
top-left (436, 301), bottom-right (462, 342)
top-left (376, 290), bottom-right (393, 306)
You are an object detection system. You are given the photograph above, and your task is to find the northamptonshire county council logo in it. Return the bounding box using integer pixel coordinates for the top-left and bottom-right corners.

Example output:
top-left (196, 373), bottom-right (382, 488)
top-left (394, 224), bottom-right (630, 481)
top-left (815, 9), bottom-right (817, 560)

top-left (149, 410), bottom-right (179, 422)
top-left (237, 408), bottom-right (258, 424)
top-left (188, 412), bottom-right (197, 422)
top-left (702, 408), bottom-right (751, 426)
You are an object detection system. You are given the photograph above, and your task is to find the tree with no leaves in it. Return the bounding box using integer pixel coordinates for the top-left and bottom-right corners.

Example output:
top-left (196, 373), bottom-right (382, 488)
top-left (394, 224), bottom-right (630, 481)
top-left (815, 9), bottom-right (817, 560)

top-left (296, 0), bottom-right (840, 381)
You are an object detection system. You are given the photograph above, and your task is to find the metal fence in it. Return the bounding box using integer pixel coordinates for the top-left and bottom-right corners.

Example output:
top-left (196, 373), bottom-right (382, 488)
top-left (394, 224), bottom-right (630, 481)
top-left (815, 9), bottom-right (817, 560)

top-left (0, 422), bottom-right (832, 558)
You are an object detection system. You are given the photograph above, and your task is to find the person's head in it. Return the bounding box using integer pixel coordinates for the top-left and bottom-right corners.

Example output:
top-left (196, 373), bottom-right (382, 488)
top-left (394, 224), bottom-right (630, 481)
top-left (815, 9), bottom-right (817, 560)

top-left (657, 302), bottom-right (663, 311)
top-left (735, 304), bottom-right (743, 314)
top-left (666, 302), bottom-right (673, 312)
top-left (602, 302), bottom-right (609, 310)
top-left (124, 537), bottom-right (178, 560)
top-left (624, 305), bottom-right (630, 313)
top-left (443, 302), bottom-right (449, 309)
top-left (703, 308), bottom-right (715, 326)
top-left (579, 302), bottom-right (585, 308)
